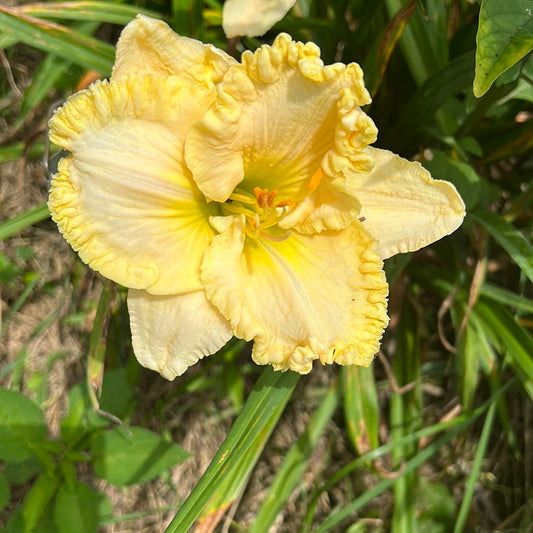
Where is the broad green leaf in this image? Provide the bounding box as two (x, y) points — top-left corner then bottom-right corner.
(0, 388), (48, 462)
(60, 383), (91, 446)
(416, 479), (456, 533)
(0, 473), (10, 512)
(472, 208), (533, 284)
(99, 368), (136, 419)
(0, 8), (114, 74)
(91, 426), (189, 486)
(165, 367), (299, 533)
(2, 455), (44, 484)
(21, 473), (59, 533)
(54, 482), (99, 533)
(474, 0), (533, 97)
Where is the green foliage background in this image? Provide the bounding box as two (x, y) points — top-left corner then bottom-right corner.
(0, 0), (532, 531)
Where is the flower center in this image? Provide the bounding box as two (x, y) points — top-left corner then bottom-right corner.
(222, 186), (296, 241)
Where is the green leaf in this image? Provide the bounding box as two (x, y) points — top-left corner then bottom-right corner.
(60, 382), (108, 446)
(21, 473), (59, 533)
(0, 473), (10, 512)
(54, 482), (100, 533)
(342, 365), (379, 454)
(474, 300), (533, 394)
(472, 208), (533, 284)
(454, 402), (497, 533)
(91, 426), (189, 486)
(474, 0), (533, 97)
(0, 8), (115, 74)
(416, 479), (456, 532)
(314, 384), (511, 533)
(2, 455), (45, 484)
(15, 1), (161, 25)
(99, 368), (135, 419)
(165, 367), (299, 533)
(0, 203), (49, 241)
(250, 384), (338, 533)
(0, 388), (48, 462)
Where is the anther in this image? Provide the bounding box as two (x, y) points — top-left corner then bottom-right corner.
(308, 168), (323, 191)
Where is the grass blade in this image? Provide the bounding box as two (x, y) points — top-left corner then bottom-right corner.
(342, 365), (379, 454)
(0, 7), (114, 74)
(165, 367), (299, 533)
(15, 1), (161, 24)
(250, 383), (338, 533)
(314, 381), (512, 533)
(0, 203), (49, 241)
(453, 401), (497, 533)
(472, 208), (533, 284)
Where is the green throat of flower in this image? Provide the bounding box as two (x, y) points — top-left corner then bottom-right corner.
(220, 168), (323, 242)
(221, 186), (294, 241)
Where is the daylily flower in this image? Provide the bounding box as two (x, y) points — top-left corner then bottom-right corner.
(222, 0), (297, 38)
(48, 15), (465, 379)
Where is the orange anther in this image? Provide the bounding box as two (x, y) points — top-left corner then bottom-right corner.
(308, 168), (323, 191)
(276, 199), (296, 209)
(267, 189), (278, 206)
(254, 187), (278, 208)
(253, 186), (268, 208)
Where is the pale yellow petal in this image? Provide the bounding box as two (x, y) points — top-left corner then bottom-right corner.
(185, 33), (376, 204)
(49, 75), (219, 294)
(201, 215), (389, 374)
(351, 148), (466, 259)
(278, 173), (362, 233)
(112, 15), (235, 83)
(222, 0), (297, 38)
(128, 289), (233, 380)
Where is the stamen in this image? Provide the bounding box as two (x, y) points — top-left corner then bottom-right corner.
(229, 191), (257, 204)
(254, 187), (269, 208)
(260, 230), (292, 242)
(276, 199), (296, 209)
(308, 168), (323, 191)
(254, 187), (279, 208)
(267, 189), (278, 206)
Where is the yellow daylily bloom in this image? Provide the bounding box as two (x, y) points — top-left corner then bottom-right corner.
(222, 0), (297, 38)
(48, 15), (465, 379)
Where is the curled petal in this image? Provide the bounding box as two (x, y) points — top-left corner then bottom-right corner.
(49, 75), (218, 294)
(222, 0), (297, 38)
(185, 33), (375, 206)
(112, 15), (235, 83)
(351, 148), (466, 258)
(201, 215), (389, 374)
(279, 173), (362, 233)
(128, 289), (233, 380)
